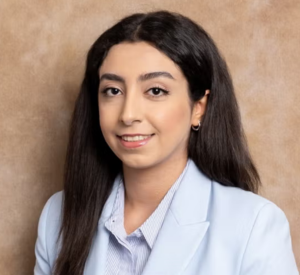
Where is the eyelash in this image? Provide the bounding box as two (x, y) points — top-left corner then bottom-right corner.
(100, 86), (169, 98)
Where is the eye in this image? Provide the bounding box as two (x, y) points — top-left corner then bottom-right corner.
(147, 87), (169, 97)
(101, 87), (122, 97)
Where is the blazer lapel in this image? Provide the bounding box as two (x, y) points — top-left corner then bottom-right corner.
(84, 175), (121, 275)
(142, 160), (211, 275)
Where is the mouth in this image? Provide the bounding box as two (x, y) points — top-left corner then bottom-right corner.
(117, 134), (155, 142)
(116, 134), (155, 148)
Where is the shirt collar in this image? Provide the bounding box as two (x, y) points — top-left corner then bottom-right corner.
(104, 180), (125, 236)
(105, 159), (191, 249)
(140, 159), (190, 248)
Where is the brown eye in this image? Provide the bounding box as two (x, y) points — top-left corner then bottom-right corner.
(101, 88), (121, 97)
(147, 87), (169, 97)
(152, 88), (162, 95)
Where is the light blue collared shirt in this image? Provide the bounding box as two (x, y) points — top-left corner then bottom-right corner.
(104, 160), (190, 275)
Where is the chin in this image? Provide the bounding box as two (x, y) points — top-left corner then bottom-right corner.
(119, 154), (157, 170)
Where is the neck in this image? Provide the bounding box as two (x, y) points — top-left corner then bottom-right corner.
(122, 155), (188, 210)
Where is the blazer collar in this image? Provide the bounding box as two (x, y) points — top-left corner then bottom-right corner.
(170, 158), (211, 225)
(141, 159), (212, 275)
(91, 159), (212, 275)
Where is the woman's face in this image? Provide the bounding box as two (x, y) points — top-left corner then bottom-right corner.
(98, 41), (201, 169)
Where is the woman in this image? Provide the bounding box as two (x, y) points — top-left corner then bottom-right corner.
(34, 10), (299, 275)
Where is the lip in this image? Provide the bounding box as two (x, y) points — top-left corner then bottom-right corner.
(117, 134), (154, 149)
(118, 133), (152, 137)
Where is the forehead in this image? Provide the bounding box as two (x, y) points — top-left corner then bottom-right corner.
(99, 41), (185, 80)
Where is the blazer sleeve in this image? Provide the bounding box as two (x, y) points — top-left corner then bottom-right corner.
(240, 202), (299, 275)
(34, 195), (54, 275)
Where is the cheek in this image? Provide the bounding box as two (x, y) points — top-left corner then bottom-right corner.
(98, 107), (117, 150)
(153, 101), (191, 136)
(98, 104), (114, 136)
(98, 107), (106, 130)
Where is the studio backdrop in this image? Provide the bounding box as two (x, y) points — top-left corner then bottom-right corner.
(0, 0), (299, 274)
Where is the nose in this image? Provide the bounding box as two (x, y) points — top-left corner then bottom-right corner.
(119, 89), (143, 126)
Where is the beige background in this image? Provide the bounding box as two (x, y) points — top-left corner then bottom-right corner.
(0, 0), (299, 274)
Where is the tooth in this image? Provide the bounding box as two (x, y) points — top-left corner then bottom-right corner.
(121, 135), (151, 141)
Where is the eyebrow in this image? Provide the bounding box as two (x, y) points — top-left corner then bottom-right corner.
(99, 71), (175, 83)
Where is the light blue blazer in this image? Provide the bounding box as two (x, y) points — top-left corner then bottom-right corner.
(34, 160), (299, 275)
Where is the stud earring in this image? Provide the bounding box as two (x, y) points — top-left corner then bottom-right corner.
(191, 120), (201, 131)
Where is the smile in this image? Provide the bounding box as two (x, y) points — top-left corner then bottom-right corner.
(117, 134), (155, 148)
(121, 135), (152, 142)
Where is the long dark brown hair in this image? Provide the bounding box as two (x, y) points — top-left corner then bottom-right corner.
(54, 10), (260, 275)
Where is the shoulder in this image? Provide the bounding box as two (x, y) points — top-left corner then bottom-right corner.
(210, 181), (282, 219)
(208, 182), (298, 274)
(187, 160), (284, 224)
(40, 190), (64, 243)
(209, 181), (292, 237)
(42, 191), (64, 220)
(207, 181), (290, 245)
(38, 191), (64, 231)
(34, 191), (64, 273)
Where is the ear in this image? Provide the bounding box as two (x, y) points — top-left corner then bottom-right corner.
(191, 89), (210, 127)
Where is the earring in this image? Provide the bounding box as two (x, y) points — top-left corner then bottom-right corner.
(191, 120), (201, 131)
